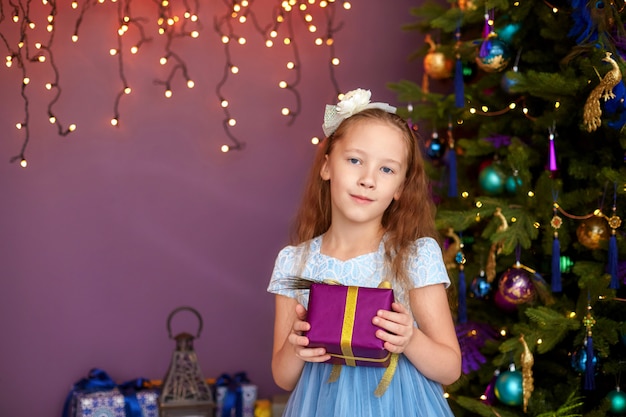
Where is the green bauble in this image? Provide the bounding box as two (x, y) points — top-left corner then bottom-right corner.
(608, 389), (626, 414)
(494, 370), (523, 406)
(479, 165), (505, 195)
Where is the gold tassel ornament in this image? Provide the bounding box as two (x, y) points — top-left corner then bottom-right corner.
(519, 334), (534, 413)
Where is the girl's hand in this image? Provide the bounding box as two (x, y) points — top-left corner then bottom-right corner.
(288, 303), (331, 363)
(372, 302), (414, 354)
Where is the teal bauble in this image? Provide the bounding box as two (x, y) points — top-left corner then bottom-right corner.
(608, 389), (626, 414)
(494, 370), (523, 406)
(498, 22), (521, 43)
(505, 174), (522, 194)
(476, 36), (511, 73)
(479, 165), (506, 195)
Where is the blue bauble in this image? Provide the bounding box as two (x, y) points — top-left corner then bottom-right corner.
(505, 175), (522, 194)
(501, 70), (519, 94)
(470, 274), (492, 298)
(478, 165), (506, 195)
(476, 37), (511, 73)
(426, 135), (446, 161)
(494, 370), (523, 406)
(608, 389), (626, 414)
(570, 347), (598, 373)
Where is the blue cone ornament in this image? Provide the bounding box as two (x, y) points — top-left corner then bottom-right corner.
(470, 273), (492, 299)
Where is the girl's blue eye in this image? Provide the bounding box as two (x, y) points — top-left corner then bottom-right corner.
(381, 167), (394, 174)
(348, 158), (360, 165)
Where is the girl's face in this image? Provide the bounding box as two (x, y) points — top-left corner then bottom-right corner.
(320, 119), (408, 228)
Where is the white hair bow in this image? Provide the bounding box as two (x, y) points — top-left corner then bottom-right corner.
(322, 88), (397, 137)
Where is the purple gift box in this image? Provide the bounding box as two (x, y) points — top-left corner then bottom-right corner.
(305, 283), (394, 367)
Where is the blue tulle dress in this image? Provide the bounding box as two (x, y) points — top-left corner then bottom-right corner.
(267, 235), (456, 417)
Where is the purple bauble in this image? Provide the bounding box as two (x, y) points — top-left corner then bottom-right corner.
(498, 267), (535, 305)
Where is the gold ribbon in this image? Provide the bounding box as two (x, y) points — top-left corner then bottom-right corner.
(340, 286), (358, 366)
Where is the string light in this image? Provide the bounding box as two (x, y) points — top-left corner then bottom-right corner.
(2, 0), (350, 163)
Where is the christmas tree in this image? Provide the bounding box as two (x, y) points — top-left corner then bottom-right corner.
(390, 0), (626, 415)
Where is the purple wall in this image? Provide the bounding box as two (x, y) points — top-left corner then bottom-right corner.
(0, 1), (423, 415)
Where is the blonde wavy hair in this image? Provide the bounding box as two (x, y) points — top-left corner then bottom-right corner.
(290, 108), (441, 292)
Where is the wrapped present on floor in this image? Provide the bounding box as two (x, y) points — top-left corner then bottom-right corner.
(305, 282), (394, 367)
(215, 372), (258, 417)
(63, 368), (160, 417)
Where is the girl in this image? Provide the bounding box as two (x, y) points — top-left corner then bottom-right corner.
(267, 89), (461, 416)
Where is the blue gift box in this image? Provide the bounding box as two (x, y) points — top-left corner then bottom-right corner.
(73, 389), (159, 417)
(214, 373), (257, 417)
(63, 368), (159, 417)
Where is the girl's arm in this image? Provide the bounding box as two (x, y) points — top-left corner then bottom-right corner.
(373, 283), (461, 385)
(271, 294), (331, 391)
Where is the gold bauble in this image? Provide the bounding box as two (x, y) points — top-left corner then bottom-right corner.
(576, 216), (610, 249)
(424, 51), (453, 79)
(458, 0), (477, 11)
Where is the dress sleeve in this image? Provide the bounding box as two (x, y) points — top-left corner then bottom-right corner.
(267, 244), (302, 300)
(408, 237), (451, 289)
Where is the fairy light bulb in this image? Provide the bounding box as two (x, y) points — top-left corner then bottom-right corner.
(343, 1), (351, 9)
(221, 35), (230, 43)
(286, 61), (295, 69)
(49, 116), (56, 123)
(238, 37), (246, 45)
(228, 118), (236, 126)
(111, 118), (119, 126)
(283, 37), (291, 45)
(47, 24), (53, 32)
(72, 34), (78, 42)
(326, 38), (334, 46)
(68, 124), (77, 132)
(311, 137), (320, 145)
(190, 31), (199, 38)
(230, 65), (239, 74)
(270, 30), (278, 38)
(160, 57), (168, 65)
(12, 15), (19, 23)
(304, 14), (312, 21)
(23, 77), (30, 85)
(45, 83), (52, 90)
(20, 159), (27, 168)
(279, 81), (288, 88)
(315, 38), (323, 46)
(308, 24), (317, 33)
(221, 99), (229, 108)
(130, 46), (138, 54)
(109, 48), (118, 56)
(165, 89), (172, 98)
(239, 16), (246, 23)
(265, 39), (274, 47)
(124, 87), (131, 94)
(16, 123), (23, 129)
(221, 145), (230, 153)
(37, 55), (45, 63)
(187, 80), (194, 88)
(281, 108), (290, 116)
(331, 57), (340, 65)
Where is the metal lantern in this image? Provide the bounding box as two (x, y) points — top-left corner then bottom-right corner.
(159, 306), (214, 417)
